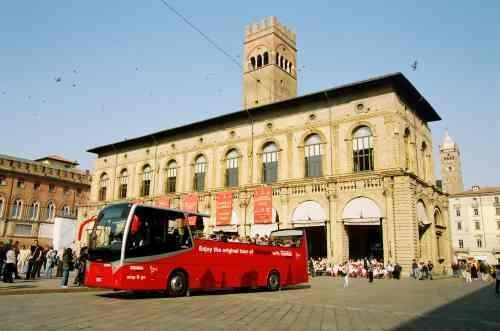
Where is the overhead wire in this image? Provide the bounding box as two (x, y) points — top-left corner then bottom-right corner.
(157, 0), (286, 110)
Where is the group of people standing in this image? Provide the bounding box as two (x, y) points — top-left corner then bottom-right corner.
(410, 260), (435, 280)
(0, 239), (59, 282)
(0, 239), (88, 288)
(309, 257), (403, 287)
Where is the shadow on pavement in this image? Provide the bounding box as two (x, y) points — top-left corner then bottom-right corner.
(392, 283), (500, 330)
(96, 283), (311, 300)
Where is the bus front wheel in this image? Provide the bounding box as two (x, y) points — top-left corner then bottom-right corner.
(167, 270), (188, 297)
(267, 271), (280, 291)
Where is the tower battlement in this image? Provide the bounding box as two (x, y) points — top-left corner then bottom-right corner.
(245, 16), (296, 44)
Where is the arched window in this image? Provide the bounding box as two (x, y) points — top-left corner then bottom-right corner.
(118, 168), (128, 199)
(28, 201), (40, 221)
(250, 57), (256, 70)
(262, 142), (278, 184)
(421, 142), (428, 181)
(62, 205), (71, 217)
(289, 62), (293, 74)
(280, 56), (284, 68)
(285, 59), (289, 72)
(141, 165), (152, 197)
(225, 149), (239, 187)
(11, 199), (23, 219)
(0, 198), (5, 218)
(194, 155), (207, 192)
(275, 52), (279, 65)
(353, 126), (374, 172)
(99, 173), (109, 201)
(257, 54), (262, 68)
(263, 52), (269, 65)
(305, 134), (323, 177)
(46, 202), (55, 220)
(404, 128), (411, 170)
(166, 160), (177, 193)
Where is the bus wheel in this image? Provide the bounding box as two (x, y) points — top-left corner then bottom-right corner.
(267, 271), (280, 291)
(167, 270), (188, 297)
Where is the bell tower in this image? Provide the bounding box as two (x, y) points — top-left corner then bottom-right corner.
(243, 17), (297, 109)
(440, 130), (464, 194)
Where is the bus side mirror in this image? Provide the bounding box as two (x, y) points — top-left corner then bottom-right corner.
(130, 215), (142, 235)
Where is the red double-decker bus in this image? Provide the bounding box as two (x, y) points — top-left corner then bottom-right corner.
(85, 203), (308, 296)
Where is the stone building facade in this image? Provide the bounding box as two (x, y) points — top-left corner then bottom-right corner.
(449, 186), (500, 265)
(81, 17), (451, 275)
(0, 154), (91, 246)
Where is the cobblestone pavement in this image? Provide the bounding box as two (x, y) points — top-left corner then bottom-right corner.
(0, 277), (498, 331)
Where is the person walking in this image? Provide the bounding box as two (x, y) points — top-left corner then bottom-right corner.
(342, 263), (349, 288)
(471, 262), (478, 280)
(411, 259), (418, 279)
(465, 263), (472, 284)
(367, 264), (374, 283)
(60, 248), (73, 288)
(2, 244), (16, 283)
(427, 261), (434, 280)
(45, 248), (56, 279)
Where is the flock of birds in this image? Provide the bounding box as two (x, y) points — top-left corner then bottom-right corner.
(1, 61), (419, 108)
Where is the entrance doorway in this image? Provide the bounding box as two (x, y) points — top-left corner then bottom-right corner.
(346, 225), (383, 261)
(298, 226), (327, 258)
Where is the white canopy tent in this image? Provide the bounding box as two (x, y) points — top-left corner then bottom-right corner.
(291, 201), (326, 225)
(342, 197), (382, 225)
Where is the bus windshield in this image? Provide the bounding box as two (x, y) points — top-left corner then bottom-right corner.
(88, 203), (131, 262)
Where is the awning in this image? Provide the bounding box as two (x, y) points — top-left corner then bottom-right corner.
(417, 201), (430, 225)
(291, 201), (326, 224)
(342, 197), (381, 225)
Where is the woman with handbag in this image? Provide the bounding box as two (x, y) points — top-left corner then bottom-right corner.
(60, 248), (73, 288)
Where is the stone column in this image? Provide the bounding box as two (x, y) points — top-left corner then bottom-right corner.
(392, 175), (418, 275)
(326, 188), (336, 262)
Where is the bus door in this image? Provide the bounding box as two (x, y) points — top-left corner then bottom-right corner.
(123, 206), (193, 290)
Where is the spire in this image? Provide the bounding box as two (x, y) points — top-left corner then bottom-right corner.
(441, 129), (456, 150)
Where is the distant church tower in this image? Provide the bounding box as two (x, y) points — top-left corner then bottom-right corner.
(440, 130), (464, 194)
(243, 17), (297, 109)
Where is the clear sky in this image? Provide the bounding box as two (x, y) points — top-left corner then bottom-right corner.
(1, 1), (499, 188)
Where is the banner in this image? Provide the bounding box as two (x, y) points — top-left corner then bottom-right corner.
(253, 186), (273, 224)
(154, 196), (171, 208)
(216, 191), (233, 226)
(182, 194), (198, 225)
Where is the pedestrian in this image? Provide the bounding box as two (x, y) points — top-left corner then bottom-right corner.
(2, 244), (16, 283)
(45, 247), (56, 279)
(12, 241), (20, 279)
(421, 263), (428, 280)
(342, 263), (349, 288)
(465, 263), (472, 284)
(26, 240), (42, 279)
(495, 265), (500, 295)
(394, 263), (402, 279)
(73, 247), (88, 286)
(60, 248), (73, 288)
(368, 264), (374, 283)
(17, 245), (29, 275)
(411, 259), (418, 279)
(471, 263), (478, 280)
(427, 261), (434, 280)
